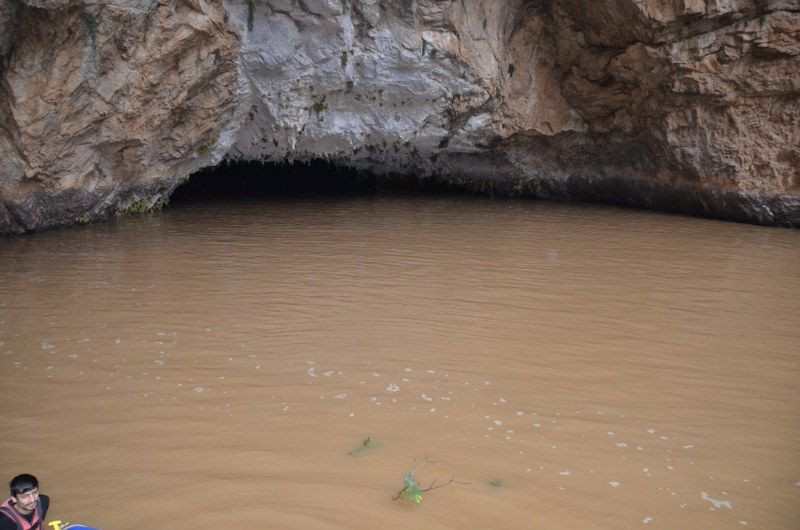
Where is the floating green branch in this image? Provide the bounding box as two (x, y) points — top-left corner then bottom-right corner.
(392, 456), (469, 504)
(399, 473), (423, 503)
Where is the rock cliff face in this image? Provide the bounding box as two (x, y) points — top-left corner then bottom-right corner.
(1, 0), (798, 234)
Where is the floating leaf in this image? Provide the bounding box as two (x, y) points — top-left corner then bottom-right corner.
(400, 476), (423, 504)
(489, 479), (503, 488)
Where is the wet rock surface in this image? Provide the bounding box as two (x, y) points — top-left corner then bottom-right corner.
(1, 0), (798, 234)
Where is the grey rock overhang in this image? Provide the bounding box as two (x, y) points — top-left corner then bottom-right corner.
(0, 0), (798, 235)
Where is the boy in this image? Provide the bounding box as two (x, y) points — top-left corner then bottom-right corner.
(0, 474), (49, 530)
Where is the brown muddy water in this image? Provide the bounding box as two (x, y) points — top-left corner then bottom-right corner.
(1, 195), (799, 529)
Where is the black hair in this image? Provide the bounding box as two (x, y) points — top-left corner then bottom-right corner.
(9, 474), (38, 496)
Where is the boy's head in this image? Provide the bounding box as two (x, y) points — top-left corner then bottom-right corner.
(9, 474), (38, 497)
(8, 474), (40, 514)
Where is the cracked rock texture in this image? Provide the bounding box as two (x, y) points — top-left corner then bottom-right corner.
(1, 0), (798, 234)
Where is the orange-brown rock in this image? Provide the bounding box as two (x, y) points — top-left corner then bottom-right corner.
(1, 0), (798, 234)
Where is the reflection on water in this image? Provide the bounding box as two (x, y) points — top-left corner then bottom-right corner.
(1, 196), (799, 529)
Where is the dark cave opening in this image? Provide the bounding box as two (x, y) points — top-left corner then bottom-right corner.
(170, 159), (456, 204)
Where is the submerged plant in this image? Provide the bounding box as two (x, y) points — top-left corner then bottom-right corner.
(348, 436), (377, 457)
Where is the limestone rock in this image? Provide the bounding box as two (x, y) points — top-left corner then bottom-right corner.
(1, 0), (798, 234)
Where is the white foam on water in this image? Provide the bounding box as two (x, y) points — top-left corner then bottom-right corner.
(404, 368), (412, 372)
(559, 470), (570, 476)
(739, 521), (748, 526)
(607, 431), (614, 435)
(499, 398), (507, 403)
(421, 394), (432, 402)
(430, 407), (436, 412)
(700, 491), (732, 509)
(609, 481), (620, 488)
(483, 381), (491, 385)
(659, 435), (668, 440)
(307, 367), (318, 377)
(426, 369), (435, 374)
(615, 442), (628, 448)
(683, 444), (694, 449)
(334, 393), (346, 399)
(386, 384), (400, 392)
(192, 387), (205, 392)
(494, 419), (503, 426)
(533, 423), (541, 428)
(40, 341), (55, 350)
(371, 371), (380, 377)
(647, 428), (656, 434)
(642, 516), (652, 524)
(516, 411), (524, 416)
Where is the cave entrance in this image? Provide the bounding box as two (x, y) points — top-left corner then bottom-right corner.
(170, 160), (453, 204)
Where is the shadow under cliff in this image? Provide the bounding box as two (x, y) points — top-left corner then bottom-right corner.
(170, 160), (456, 204)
